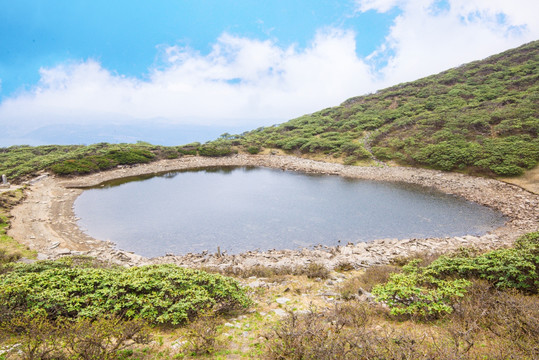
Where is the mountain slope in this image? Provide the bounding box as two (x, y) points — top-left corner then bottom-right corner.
(220, 40), (538, 176)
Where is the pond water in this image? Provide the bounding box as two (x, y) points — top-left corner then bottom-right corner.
(74, 166), (506, 257)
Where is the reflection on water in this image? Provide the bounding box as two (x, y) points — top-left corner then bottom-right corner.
(74, 166), (506, 257)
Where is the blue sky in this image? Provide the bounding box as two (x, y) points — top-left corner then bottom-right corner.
(0, 0), (537, 145)
(0, 1), (397, 96)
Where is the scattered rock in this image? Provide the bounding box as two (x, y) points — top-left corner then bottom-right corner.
(247, 280), (268, 288)
(273, 308), (288, 317)
(276, 297), (291, 304)
(8, 155), (538, 269)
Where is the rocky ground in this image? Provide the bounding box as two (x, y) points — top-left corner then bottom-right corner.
(7, 154), (539, 268)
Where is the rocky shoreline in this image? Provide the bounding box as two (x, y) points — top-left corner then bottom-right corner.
(8, 154), (539, 270)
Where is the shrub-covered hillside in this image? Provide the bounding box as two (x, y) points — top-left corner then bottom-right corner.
(219, 41), (539, 176)
(1, 42), (537, 181)
(0, 141), (236, 181)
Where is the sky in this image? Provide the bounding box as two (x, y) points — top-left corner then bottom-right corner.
(0, 0), (538, 146)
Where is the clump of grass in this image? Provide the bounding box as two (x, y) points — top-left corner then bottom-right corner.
(207, 263), (330, 280)
(390, 250), (443, 267)
(338, 264), (400, 300)
(266, 301), (431, 359)
(300, 262), (330, 279)
(1, 314), (152, 360)
(181, 313), (223, 356)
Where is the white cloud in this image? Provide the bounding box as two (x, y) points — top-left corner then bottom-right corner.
(1, 0), (538, 143)
(0, 30), (375, 135)
(356, 0), (539, 86)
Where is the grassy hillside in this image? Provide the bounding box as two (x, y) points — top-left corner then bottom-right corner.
(216, 40), (539, 176)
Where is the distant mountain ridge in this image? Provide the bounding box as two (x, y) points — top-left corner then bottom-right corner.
(217, 40), (538, 176)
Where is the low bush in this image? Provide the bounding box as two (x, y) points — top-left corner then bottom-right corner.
(182, 314), (223, 356)
(65, 317), (152, 360)
(107, 149), (154, 165)
(1, 314), (152, 360)
(267, 281), (539, 359)
(0, 249), (21, 265)
(343, 155), (357, 165)
(373, 232), (539, 319)
(198, 145), (236, 157)
(246, 146), (261, 154)
(300, 262), (330, 279)
(211, 263), (330, 280)
(50, 158), (99, 175)
(49, 148), (155, 176)
(338, 265), (400, 300)
(0, 259), (251, 325)
(162, 149), (180, 159)
(177, 143), (200, 156)
(357, 264), (401, 291)
(224, 265), (294, 279)
(390, 250), (444, 267)
(266, 302), (434, 359)
(428, 231), (539, 293)
(372, 260), (471, 318)
(339, 277), (364, 300)
(446, 281), (539, 358)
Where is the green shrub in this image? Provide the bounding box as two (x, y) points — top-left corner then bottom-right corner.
(162, 149), (180, 159)
(88, 155), (118, 170)
(246, 146), (261, 154)
(177, 143), (200, 155)
(428, 232), (539, 293)
(343, 156), (357, 165)
(107, 149), (155, 165)
(372, 260), (471, 318)
(51, 159), (99, 175)
(198, 145), (235, 157)
(373, 232), (539, 318)
(371, 146), (393, 161)
(0, 260), (251, 325)
(177, 148), (198, 155)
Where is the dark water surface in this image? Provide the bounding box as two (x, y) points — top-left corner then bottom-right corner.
(74, 166), (506, 257)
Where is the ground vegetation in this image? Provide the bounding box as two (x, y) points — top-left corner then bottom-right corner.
(212, 41), (539, 176)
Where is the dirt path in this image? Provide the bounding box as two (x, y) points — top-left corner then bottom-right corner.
(8, 154), (539, 267)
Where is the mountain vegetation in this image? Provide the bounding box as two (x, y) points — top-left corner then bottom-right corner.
(213, 40), (539, 176)
(1, 42), (537, 182)
(0, 231), (537, 359)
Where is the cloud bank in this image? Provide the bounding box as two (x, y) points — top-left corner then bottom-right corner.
(1, 0), (537, 144)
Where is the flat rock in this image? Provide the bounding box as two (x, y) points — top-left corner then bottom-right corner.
(276, 297), (291, 304)
(273, 308), (289, 317)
